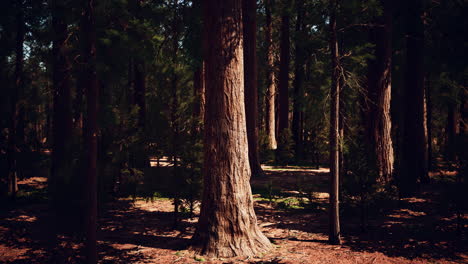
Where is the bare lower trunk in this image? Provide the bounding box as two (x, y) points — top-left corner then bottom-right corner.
(278, 12), (290, 135)
(401, 0), (427, 195)
(366, 0), (394, 184)
(293, 0), (305, 160)
(264, 0), (277, 150)
(51, 0), (73, 211)
(83, 0), (98, 262)
(242, 0), (262, 176)
(192, 0), (272, 257)
(328, 0), (341, 245)
(7, 4), (25, 198)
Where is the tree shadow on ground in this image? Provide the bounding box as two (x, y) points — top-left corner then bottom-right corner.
(251, 170), (467, 262)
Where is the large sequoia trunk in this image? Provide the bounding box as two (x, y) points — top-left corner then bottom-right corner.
(328, 0), (341, 245)
(82, 0), (98, 262)
(264, 0), (277, 150)
(192, 0), (272, 257)
(51, 0), (73, 210)
(242, 0), (263, 176)
(401, 0), (427, 195)
(365, 0), (394, 184)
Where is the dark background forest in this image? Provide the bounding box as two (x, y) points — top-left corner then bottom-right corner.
(0, 0), (466, 263)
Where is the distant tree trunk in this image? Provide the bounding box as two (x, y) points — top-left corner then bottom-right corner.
(134, 64), (146, 128)
(425, 76), (432, 171)
(264, 0), (277, 150)
(446, 104), (460, 161)
(7, 4), (25, 198)
(193, 63), (205, 134)
(292, 0), (305, 160)
(278, 9), (290, 136)
(51, 0), (73, 211)
(192, 0), (272, 257)
(242, 0), (262, 176)
(82, 0), (98, 262)
(401, 0), (427, 195)
(328, 0), (341, 245)
(365, 0), (394, 185)
(170, 4), (181, 228)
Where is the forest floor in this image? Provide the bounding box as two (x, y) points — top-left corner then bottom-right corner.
(0, 165), (467, 264)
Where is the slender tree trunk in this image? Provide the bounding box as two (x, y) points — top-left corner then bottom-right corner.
(82, 0), (98, 262)
(134, 64), (146, 128)
(170, 3), (181, 228)
(328, 0), (341, 245)
(193, 63), (205, 134)
(264, 0), (277, 150)
(51, 0), (73, 212)
(242, 0), (262, 176)
(192, 0), (272, 257)
(292, 0), (305, 161)
(446, 104), (460, 161)
(366, 0), (394, 185)
(7, 4), (25, 198)
(278, 10), (290, 135)
(401, 0), (427, 195)
(425, 75), (432, 171)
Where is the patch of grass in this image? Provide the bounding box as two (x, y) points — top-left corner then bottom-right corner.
(194, 255), (206, 262)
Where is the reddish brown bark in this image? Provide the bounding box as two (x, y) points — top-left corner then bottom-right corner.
(242, 0), (262, 176)
(328, 0), (341, 245)
(264, 0), (277, 150)
(366, 0), (394, 184)
(192, 0), (272, 257)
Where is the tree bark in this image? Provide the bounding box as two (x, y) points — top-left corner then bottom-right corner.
(365, 0), (394, 185)
(264, 0), (277, 150)
(292, 0), (305, 160)
(401, 0), (427, 195)
(51, 0), (73, 211)
(328, 0), (341, 245)
(446, 103), (460, 161)
(192, 0), (272, 257)
(82, 0), (98, 262)
(278, 9), (290, 135)
(242, 0), (262, 176)
(7, 3), (25, 198)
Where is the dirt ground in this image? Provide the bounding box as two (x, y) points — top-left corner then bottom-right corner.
(0, 167), (466, 264)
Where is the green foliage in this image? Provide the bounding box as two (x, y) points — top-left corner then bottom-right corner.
(276, 129), (295, 165)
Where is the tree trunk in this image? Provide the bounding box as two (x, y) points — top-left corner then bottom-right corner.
(193, 63), (205, 134)
(82, 0), (98, 262)
(264, 0), (277, 150)
(7, 4), (25, 198)
(278, 10), (290, 135)
(171, 9), (180, 228)
(292, 0), (305, 161)
(425, 75), (432, 171)
(242, 0), (262, 176)
(446, 104), (460, 161)
(51, 0), (73, 211)
(192, 0), (272, 257)
(365, 0), (394, 185)
(328, 0), (341, 245)
(401, 0), (427, 195)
